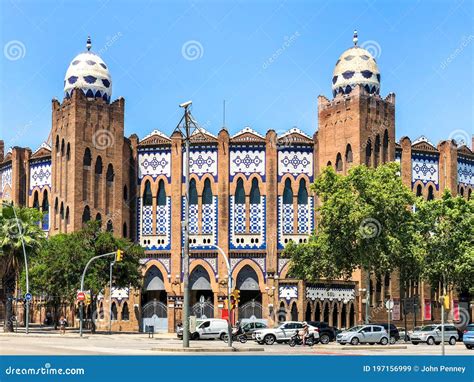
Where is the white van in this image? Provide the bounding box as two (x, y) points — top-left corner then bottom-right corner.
(192, 319), (229, 340)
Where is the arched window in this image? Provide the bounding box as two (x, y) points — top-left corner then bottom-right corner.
(60, 202), (64, 219)
(121, 302), (129, 321)
(189, 178), (198, 205)
(123, 185), (128, 201)
(157, 179), (166, 206)
(42, 190), (49, 212)
(83, 148), (92, 166)
(460, 187), (464, 197)
(143, 180), (152, 206)
(61, 139), (65, 156)
(66, 143), (71, 161)
(32, 191), (40, 209)
(106, 220), (113, 232)
(235, 178), (245, 204)
(346, 144), (353, 163)
(95, 156), (103, 174)
(249, 178), (260, 204)
(106, 164), (114, 182)
(283, 178), (293, 204)
(382, 130), (389, 163)
(54, 198), (58, 213)
(327, 161), (332, 167)
(297, 179), (308, 204)
(95, 213), (102, 223)
(55, 135), (59, 153)
(335, 153), (343, 172)
(202, 178), (213, 205)
(123, 222), (128, 238)
(468, 189), (472, 200)
(427, 185), (434, 201)
(82, 206), (91, 223)
(374, 135), (381, 167)
(65, 207), (70, 225)
(111, 302), (118, 320)
(365, 140), (372, 166)
(416, 184), (423, 197)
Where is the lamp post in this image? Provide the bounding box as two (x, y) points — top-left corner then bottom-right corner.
(191, 243), (233, 348)
(2, 201), (30, 334)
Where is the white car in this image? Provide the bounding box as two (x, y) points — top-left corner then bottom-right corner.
(336, 325), (389, 345)
(192, 319), (229, 340)
(254, 321), (319, 345)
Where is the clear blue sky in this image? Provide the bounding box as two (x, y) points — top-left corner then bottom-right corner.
(1, 0), (473, 151)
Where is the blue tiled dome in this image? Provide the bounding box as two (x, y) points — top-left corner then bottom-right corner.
(63, 38), (112, 102)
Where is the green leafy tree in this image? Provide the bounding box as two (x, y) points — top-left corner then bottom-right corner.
(0, 205), (44, 332)
(26, 221), (144, 330)
(287, 163), (421, 292)
(415, 191), (474, 296)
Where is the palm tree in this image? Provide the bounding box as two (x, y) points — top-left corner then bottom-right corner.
(0, 204), (44, 332)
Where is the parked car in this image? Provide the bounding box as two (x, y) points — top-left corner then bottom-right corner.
(179, 319), (229, 340)
(410, 324), (459, 345)
(176, 319), (205, 339)
(254, 321), (319, 345)
(462, 324), (474, 349)
(240, 321), (268, 339)
(376, 323), (400, 344)
(336, 325), (389, 345)
(305, 321), (337, 344)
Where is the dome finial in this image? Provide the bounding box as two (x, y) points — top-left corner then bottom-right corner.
(353, 30), (358, 46)
(86, 36), (92, 51)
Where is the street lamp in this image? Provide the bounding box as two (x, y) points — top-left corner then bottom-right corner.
(358, 287), (369, 324)
(2, 201), (30, 334)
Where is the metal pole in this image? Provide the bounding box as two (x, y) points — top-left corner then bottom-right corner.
(5, 202), (30, 335)
(365, 271), (370, 324)
(182, 104), (191, 348)
(388, 305), (391, 346)
(79, 252), (116, 337)
(109, 261), (114, 334)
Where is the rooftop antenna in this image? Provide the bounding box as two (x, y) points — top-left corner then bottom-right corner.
(86, 36), (92, 51)
(222, 100), (226, 129)
(353, 30), (358, 46)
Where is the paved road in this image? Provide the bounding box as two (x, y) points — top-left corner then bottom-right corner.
(0, 333), (472, 355)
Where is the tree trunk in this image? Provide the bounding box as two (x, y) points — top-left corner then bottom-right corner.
(3, 270), (16, 332)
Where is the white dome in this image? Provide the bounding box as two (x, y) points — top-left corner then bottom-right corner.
(64, 38), (112, 102)
(332, 33), (380, 97)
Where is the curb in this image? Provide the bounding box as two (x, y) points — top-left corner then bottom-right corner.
(151, 347), (265, 353)
(339, 345), (407, 350)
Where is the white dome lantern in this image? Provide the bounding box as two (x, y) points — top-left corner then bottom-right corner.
(63, 37), (112, 102)
(332, 31), (380, 97)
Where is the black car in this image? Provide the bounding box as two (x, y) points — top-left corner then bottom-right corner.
(306, 321), (337, 344)
(376, 323), (400, 343)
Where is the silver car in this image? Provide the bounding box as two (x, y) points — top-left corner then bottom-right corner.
(410, 324), (459, 345)
(336, 325), (389, 345)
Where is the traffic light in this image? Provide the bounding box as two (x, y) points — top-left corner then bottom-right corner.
(229, 295), (236, 310)
(232, 289), (240, 305)
(116, 249), (124, 262)
(443, 295), (450, 310)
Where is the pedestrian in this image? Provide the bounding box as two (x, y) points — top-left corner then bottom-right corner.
(59, 315), (66, 335)
(302, 322), (309, 345)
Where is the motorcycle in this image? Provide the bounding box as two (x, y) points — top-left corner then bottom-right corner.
(223, 331), (247, 343)
(289, 332), (315, 347)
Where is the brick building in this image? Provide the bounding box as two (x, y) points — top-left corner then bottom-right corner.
(0, 34), (473, 332)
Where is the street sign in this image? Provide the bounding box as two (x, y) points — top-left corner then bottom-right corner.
(24, 293), (32, 301)
(385, 299), (394, 310)
(77, 291), (86, 301)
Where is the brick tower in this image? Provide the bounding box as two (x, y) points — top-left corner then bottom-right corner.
(50, 37), (131, 236)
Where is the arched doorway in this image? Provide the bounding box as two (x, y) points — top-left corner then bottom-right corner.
(323, 302), (329, 323)
(236, 265), (262, 319)
(314, 302), (321, 321)
(349, 303), (355, 327)
(190, 265), (214, 318)
(341, 304), (347, 329)
(332, 303), (339, 328)
(290, 302), (298, 321)
(142, 266), (167, 332)
(305, 302), (312, 321)
(277, 301), (287, 323)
